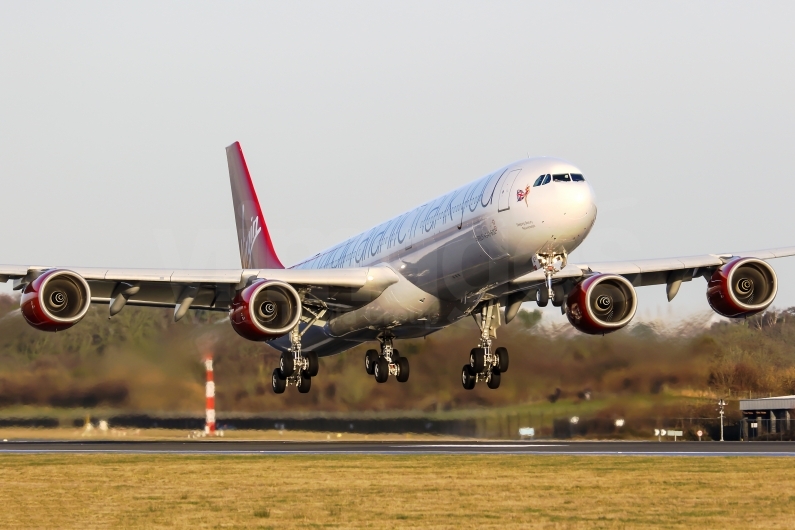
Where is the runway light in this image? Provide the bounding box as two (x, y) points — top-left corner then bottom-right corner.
(570, 416), (579, 424)
(615, 419), (625, 428)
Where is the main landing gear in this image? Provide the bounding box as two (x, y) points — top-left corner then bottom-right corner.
(365, 334), (409, 384)
(462, 301), (509, 390)
(272, 326), (319, 394)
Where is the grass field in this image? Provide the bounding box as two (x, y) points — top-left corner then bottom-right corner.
(0, 427), (459, 442)
(2, 454), (794, 529)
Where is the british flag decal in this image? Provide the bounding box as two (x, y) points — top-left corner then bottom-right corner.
(516, 185), (531, 206)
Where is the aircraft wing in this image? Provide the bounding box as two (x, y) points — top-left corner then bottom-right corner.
(0, 265), (399, 315)
(502, 246), (795, 315)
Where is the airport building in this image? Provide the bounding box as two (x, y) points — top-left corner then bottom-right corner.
(739, 395), (795, 439)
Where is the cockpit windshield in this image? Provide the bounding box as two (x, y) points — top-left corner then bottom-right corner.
(549, 173), (586, 183)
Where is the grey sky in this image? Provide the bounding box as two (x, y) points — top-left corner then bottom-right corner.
(1, 1), (794, 322)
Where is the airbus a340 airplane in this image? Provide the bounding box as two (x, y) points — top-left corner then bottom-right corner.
(3, 143), (792, 393)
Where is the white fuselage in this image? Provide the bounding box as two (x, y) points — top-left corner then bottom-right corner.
(284, 157), (597, 356)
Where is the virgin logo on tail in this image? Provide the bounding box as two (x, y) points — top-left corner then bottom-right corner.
(240, 205), (263, 269)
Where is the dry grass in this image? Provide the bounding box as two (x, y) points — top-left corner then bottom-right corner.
(0, 427), (461, 442)
(1, 454), (793, 528)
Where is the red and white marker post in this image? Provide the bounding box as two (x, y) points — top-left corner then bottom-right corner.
(204, 356), (216, 435)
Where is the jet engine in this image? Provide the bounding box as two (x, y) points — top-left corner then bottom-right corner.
(20, 269), (92, 332)
(565, 274), (637, 334)
(230, 279), (302, 341)
(707, 258), (777, 318)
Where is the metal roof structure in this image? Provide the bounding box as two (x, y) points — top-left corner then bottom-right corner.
(739, 396), (795, 411)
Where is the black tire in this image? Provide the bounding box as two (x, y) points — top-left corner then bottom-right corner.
(280, 352), (295, 377)
(552, 284), (565, 307)
(461, 364), (476, 390)
(495, 347), (509, 373)
(392, 349), (400, 361)
(470, 347), (486, 372)
(396, 357), (410, 383)
(306, 352), (319, 377)
(297, 372), (312, 393)
(537, 288), (549, 307)
(374, 357), (389, 383)
(487, 370), (501, 389)
(365, 349), (379, 375)
(272, 368), (286, 394)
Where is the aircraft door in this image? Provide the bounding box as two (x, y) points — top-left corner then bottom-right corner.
(497, 169), (522, 212)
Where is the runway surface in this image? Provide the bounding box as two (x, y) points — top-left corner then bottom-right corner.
(1, 440), (795, 456)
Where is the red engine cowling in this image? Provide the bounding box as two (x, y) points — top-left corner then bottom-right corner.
(707, 258), (777, 318)
(565, 274), (638, 335)
(20, 269), (92, 332)
(230, 279), (302, 341)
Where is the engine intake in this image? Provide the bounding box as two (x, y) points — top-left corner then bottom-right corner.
(230, 279), (302, 341)
(20, 269), (92, 332)
(707, 258), (777, 318)
(565, 274), (637, 335)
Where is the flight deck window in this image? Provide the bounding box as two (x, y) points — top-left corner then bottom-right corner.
(552, 174), (571, 182)
(542, 174), (551, 185)
(571, 173), (585, 182)
(533, 175), (545, 187)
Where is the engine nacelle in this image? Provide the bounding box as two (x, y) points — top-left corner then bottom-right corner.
(565, 274), (638, 335)
(230, 279), (302, 341)
(20, 269), (92, 332)
(707, 258), (777, 318)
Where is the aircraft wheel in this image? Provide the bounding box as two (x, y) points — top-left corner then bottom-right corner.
(374, 357), (389, 383)
(392, 349), (400, 361)
(537, 288), (549, 307)
(552, 284), (565, 307)
(396, 357), (410, 383)
(461, 365), (476, 390)
(297, 372), (312, 394)
(495, 347), (509, 372)
(272, 368), (286, 394)
(487, 370), (501, 390)
(365, 349), (379, 375)
(470, 348), (486, 372)
(306, 352), (319, 377)
(280, 352), (295, 377)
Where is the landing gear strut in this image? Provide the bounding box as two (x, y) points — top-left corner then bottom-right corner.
(365, 334), (409, 384)
(462, 300), (509, 390)
(272, 306), (325, 394)
(533, 250), (567, 308)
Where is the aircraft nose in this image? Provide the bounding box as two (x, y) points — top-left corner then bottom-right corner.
(560, 180), (595, 221)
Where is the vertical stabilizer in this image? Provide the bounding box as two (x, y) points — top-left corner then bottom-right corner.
(226, 142), (285, 270)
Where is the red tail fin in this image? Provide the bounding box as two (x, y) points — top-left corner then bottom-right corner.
(226, 142), (284, 270)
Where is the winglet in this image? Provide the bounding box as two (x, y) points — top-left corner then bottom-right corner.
(226, 142), (285, 270)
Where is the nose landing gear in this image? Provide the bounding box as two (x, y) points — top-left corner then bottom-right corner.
(365, 334), (409, 383)
(462, 301), (509, 390)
